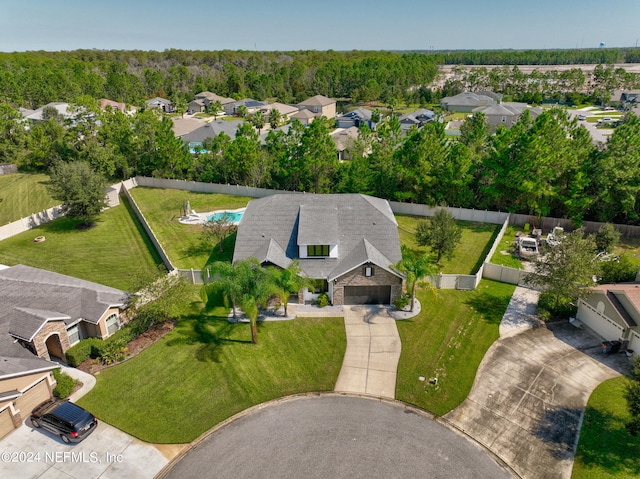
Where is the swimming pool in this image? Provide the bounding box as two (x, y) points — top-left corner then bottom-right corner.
(207, 211), (244, 223)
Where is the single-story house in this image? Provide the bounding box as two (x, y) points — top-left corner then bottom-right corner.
(399, 109), (435, 134)
(472, 103), (542, 131)
(298, 95), (337, 119)
(440, 92), (499, 113)
(195, 91), (235, 106)
(232, 194), (404, 306)
(336, 108), (375, 129)
(146, 97), (175, 113)
(98, 98), (135, 114)
(0, 264), (128, 362)
(290, 108), (316, 126)
(180, 119), (244, 146)
(576, 283), (640, 353)
(21, 102), (73, 122)
(258, 103), (300, 123)
(223, 99), (267, 116)
(331, 126), (360, 161)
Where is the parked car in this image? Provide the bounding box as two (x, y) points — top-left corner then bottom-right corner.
(30, 399), (98, 443)
(577, 114), (586, 121)
(516, 236), (539, 260)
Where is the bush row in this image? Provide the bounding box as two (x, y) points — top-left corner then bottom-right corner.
(53, 368), (79, 399)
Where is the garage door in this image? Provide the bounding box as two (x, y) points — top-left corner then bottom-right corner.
(15, 379), (51, 418)
(0, 408), (15, 439)
(344, 285), (391, 305)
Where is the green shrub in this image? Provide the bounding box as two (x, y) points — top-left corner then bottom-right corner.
(316, 293), (329, 308)
(537, 292), (577, 321)
(394, 295), (410, 310)
(600, 255), (637, 284)
(65, 338), (101, 366)
(99, 337), (128, 365)
(53, 368), (79, 399)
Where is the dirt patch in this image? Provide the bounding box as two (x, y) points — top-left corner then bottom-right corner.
(76, 320), (175, 375)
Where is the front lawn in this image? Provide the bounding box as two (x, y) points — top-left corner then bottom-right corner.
(396, 279), (515, 416)
(128, 187), (252, 269)
(0, 198), (162, 291)
(396, 214), (500, 274)
(77, 291), (346, 443)
(572, 376), (640, 479)
(0, 172), (58, 225)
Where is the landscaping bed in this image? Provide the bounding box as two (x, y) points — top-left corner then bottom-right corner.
(76, 320), (176, 375)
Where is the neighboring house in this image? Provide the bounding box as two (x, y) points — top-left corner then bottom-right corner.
(298, 95), (337, 119)
(290, 108), (316, 126)
(223, 99), (267, 116)
(259, 124), (292, 145)
(399, 109), (435, 134)
(576, 283), (640, 353)
(194, 91), (235, 106)
(98, 98), (135, 114)
(180, 119), (244, 148)
(336, 108), (375, 129)
(0, 264), (128, 362)
(472, 103), (542, 131)
(188, 99), (207, 113)
(331, 126), (360, 161)
(258, 102), (300, 123)
(440, 92), (499, 112)
(233, 194), (403, 306)
(21, 102), (73, 122)
(146, 97), (175, 113)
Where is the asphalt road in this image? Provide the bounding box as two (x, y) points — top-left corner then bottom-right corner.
(161, 395), (514, 479)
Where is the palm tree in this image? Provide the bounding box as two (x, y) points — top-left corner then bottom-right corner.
(210, 100), (223, 120)
(393, 245), (437, 312)
(251, 111), (265, 134)
(267, 261), (314, 317)
(269, 108), (282, 129)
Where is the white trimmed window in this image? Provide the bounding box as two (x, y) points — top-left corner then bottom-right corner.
(105, 313), (120, 335)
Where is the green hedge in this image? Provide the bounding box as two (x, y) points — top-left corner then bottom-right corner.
(53, 368), (79, 399)
(65, 338), (102, 366)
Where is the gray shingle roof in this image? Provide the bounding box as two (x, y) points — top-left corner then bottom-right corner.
(233, 194), (401, 280)
(251, 238), (292, 269)
(441, 92), (496, 108)
(180, 120), (243, 143)
(297, 205), (339, 245)
(328, 238), (401, 281)
(0, 356), (57, 379)
(299, 95), (335, 107)
(9, 308), (70, 341)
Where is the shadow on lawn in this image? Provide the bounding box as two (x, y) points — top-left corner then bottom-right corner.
(464, 291), (511, 325)
(166, 315), (251, 363)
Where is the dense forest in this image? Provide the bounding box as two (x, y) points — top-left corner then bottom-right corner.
(2, 101), (640, 225)
(439, 47), (640, 65)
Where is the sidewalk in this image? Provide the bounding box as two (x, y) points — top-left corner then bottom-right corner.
(498, 285), (542, 338)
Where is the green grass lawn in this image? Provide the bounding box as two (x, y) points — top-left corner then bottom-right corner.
(77, 289), (346, 443)
(128, 187), (252, 269)
(572, 376), (640, 479)
(396, 279), (515, 416)
(489, 224), (525, 269)
(396, 214), (500, 274)
(0, 172), (59, 225)
(0, 198), (162, 291)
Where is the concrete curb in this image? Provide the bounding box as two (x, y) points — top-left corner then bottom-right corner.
(154, 392), (519, 479)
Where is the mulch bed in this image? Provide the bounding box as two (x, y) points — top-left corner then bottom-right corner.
(76, 320), (176, 375)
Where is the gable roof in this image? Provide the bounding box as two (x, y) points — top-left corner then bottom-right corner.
(0, 265), (128, 349)
(441, 92), (497, 108)
(299, 95), (335, 107)
(180, 120), (243, 143)
(399, 109), (435, 124)
(195, 92), (235, 104)
(259, 102), (299, 116)
(328, 238), (402, 281)
(251, 238), (292, 270)
(590, 283), (640, 328)
(339, 108), (373, 122)
(233, 194), (401, 280)
(291, 109), (316, 120)
(331, 126), (359, 152)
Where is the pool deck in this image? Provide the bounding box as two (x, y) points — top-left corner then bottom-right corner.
(179, 207), (245, 225)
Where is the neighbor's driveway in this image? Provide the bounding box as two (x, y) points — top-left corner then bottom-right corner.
(444, 288), (631, 479)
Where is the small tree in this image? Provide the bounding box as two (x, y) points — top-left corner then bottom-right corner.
(47, 161), (108, 228)
(525, 229), (600, 309)
(416, 209), (462, 264)
(237, 105), (248, 119)
(595, 223), (620, 253)
(251, 111), (265, 134)
(267, 261), (314, 317)
(269, 108), (282, 129)
(209, 100), (223, 120)
(202, 213), (236, 253)
(392, 245), (437, 312)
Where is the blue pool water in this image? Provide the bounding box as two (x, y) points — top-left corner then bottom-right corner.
(207, 211), (244, 223)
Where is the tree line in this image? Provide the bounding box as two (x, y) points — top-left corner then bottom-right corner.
(3, 100), (640, 225)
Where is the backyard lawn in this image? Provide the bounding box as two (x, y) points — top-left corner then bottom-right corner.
(396, 214), (501, 274)
(396, 279), (515, 416)
(0, 198), (162, 291)
(489, 224), (525, 269)
(572, 376), (640, 479)
(128, 187), (252, 269)
(77, 290), (346, 443)
(0, 172), (58, 225)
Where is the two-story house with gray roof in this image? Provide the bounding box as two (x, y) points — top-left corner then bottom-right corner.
(232, 194), (403, 306)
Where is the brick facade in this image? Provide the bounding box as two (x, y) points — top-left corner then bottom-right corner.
(332, 265), (402, 306)
(32, 321), (71, 361)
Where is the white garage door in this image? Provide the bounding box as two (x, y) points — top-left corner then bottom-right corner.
(578, 304), (624, 340)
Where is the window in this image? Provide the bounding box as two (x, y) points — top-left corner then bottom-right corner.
(501, 116), (507, 123)
(307, 245), (330, 257)
(105, 313), (120, 335)
(364, 266), (374, 277)
(310, 279), (328, 293)
(67, 325), (80, 345)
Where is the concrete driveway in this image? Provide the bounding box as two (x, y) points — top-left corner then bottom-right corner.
(0, 419), (176, 479)
(444, 290), (632, 479)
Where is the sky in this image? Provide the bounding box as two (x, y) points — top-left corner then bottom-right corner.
(1, 0), (638, 52)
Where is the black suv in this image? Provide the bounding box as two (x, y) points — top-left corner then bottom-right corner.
(30, 399), (98, 443)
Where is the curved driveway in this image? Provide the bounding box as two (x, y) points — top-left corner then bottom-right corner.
(159, 395), (513, 479)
